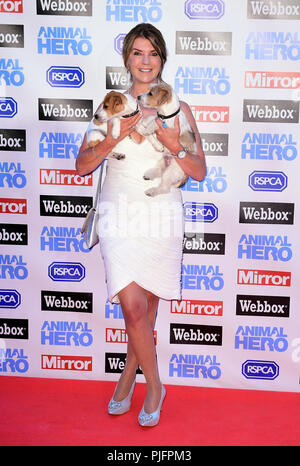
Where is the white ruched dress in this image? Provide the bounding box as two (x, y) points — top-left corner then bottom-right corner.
(98, 135), (184, 304)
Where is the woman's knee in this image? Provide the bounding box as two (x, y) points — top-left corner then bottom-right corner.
(119, 283), (148, 327)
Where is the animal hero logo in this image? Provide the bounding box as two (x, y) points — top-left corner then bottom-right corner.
(241, 132), (298, 161)
(238, 234), (292, 261)
(37, 26), (92, 55)
(174, 66), (230, 95)
(0, 58), (24, 86)
(235, 326), (288, 352)
(245, 31), (300, 60)
(169, 353), (221, 379)
(105, 0), (162, 22)
(39, 132), (83, 159)
(40, 226), (90, 253)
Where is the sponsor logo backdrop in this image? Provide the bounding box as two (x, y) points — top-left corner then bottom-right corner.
(0, 0), (299, 392)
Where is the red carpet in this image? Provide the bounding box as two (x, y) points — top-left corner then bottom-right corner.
(0, 376), (299, 446)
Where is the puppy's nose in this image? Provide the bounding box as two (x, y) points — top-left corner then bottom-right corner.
(94, 114), (99, 119)
(137, 95), (142, 101)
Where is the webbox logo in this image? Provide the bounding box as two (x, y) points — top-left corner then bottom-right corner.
(170, 323), (222, 346)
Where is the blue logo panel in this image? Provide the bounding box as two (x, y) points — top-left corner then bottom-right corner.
(184, 202), (218, 222)
(249, 170), (288, 192)
(0, 289), (21, 309)
(48, 262), (85, 282)
(46, 66), (85, 88)
(0, 97), (17, 118)
(185, 0), (225, 19)
(242, 360), (279, 380)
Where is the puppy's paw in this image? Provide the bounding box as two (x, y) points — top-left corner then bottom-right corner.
(112, 152), (125, 160)
(145, 187), (160, 197)
(143, 168), (158, 181)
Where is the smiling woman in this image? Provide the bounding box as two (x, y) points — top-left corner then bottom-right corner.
(76, 22), (206, 429)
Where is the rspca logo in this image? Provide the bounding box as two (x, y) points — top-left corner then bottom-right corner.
(0, 255), (28, 280)
(47, 66), (84, 88)
(238, 234), (292, 262)
(181, 264), (224, 290)
(37, 0), (92, 16)
(114, 33), (125, 55)
(242, 360), (279, 380)
(39, 132), (83, 159)
(41, 320), (93, 346)
(247, 0), (300, 20)
(0, 97), (17, 118)
(169, 353), (221, 380)
(249, 170), (287, 192)
(106, 0), (162, 22)
(0, 58), (24, 86)
(241, 132), (298, 161)
(184, 0), (225, 20)
(37, 26), (92, 55)
(174, 66), (230, 95)
(0, 348), (29, 374)
(0, 289), (21, 309)
(182, 166), (227, 193)
(48, 261), (85, 282)
(41, 226), (90, 253)
(0, 162), (26, 189)
(235, 326), (288, 352)
(184, 202), (218, 223)
(245, 31), (300, 61)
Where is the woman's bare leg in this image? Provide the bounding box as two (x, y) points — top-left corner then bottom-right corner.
(112, 282), (161, 413)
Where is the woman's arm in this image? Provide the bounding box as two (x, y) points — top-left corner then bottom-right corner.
(75, 112), (142, 177)
(154, 100), (206, 182)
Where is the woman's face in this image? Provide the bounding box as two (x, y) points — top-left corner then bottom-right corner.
(126, 37), (162, 87)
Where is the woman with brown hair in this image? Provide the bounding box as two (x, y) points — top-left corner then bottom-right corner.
(76, 23), (206, 427)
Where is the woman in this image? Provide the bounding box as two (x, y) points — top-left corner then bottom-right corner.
(76, 23), (206, 427)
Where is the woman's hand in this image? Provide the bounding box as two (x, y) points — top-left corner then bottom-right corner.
(105, 112), (142, 147)
(154, 116), (182, 155)
(76, 112), (142, 176)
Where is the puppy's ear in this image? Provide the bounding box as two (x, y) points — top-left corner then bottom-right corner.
(157, 87), (171, 105)
(112, 94), (124, 111)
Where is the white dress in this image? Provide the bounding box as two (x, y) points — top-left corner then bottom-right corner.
(98, 135), (184, 304)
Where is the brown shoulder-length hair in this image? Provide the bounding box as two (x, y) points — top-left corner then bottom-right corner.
(122, 23), (167, 82)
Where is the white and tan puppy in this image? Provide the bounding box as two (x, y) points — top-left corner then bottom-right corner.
(137, 83), (196, 196)
(87, 91), (141, 159)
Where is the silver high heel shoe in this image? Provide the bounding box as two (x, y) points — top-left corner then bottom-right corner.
(108, 380), (136, 415)
(138, 385), (166, 427)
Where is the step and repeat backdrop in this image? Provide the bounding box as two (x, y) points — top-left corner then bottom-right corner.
(0, 0), (300, 392)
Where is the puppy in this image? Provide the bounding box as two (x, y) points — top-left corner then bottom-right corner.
(137, 83), (196, 197)
(87, 91), (141, 160)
